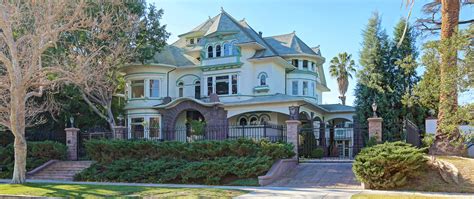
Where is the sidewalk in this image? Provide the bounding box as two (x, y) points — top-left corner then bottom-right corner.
(1, 179), (473, 198)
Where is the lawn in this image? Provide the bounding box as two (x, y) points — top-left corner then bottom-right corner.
(0, 183), (247, 198)
(352, 194), (453, 199)
(397, 156), (474, 193)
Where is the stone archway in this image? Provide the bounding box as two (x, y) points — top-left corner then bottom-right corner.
(159, 100), (228, 140)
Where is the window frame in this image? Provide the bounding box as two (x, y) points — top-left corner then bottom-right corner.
(215, 44), (222, 57)
(206, 74), (238, 96)
(149, 79), (160, 98)
(291, 81), (298, 95)
(207, 45), (213, 58)
(131, 80), (145, 99)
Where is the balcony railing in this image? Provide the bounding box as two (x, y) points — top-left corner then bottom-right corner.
(201, 56), (239, 66)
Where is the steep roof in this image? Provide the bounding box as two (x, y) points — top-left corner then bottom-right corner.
(264, 32), (320, 56)
(151, 45), (198, 66)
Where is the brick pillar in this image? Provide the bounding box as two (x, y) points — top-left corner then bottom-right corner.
(286, 120), (301, 158)
(65, 128), (79, 160)
(367, 117), (383, 142)
(114, 126), (127, 139)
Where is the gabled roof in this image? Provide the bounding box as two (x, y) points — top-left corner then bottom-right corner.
(264, 32), (320, 56)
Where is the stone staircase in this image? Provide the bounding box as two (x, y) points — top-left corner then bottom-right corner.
(27, 160), (94, 181)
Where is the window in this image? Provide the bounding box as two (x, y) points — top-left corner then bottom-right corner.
(258, 73), (267, 86)
(190, 38), (194, 45)
(215, 44), (221, 57)
(311, 82), (315, 97)
(303, 60), (308, 70)
(310, 61), (314, 71)
(292, 59), (298, 67)
(223, 42), (231, 56)
(149, 117), (160, 138)
(197, 38), (201, 43)
(207, 77), (213, 95)
(207, 46), (213, 58)
(194, 81), (201, 99)
(149, 80), (160, 98)
(292, 81), (298, 95)
(130, 117), (144, 138)
(239, 118), (247, 126)
(231, 74), (238, 94)
(131, 80), (144, 98)
(303, 81), (308, 95)
(249, 117), (258, 125)
(215, 75), (229, 95)
(260, 115), (270, 125)
(207, 75), (238, 96)
(178, 82), (184, 97)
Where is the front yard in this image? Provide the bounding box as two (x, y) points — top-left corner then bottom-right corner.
(397, 156), (474, 193)
(0, 183), (247, 198)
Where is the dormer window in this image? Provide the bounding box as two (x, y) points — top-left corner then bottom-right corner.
(207, 46), (213, 58)
(223, 43), (231, 56)
(216, 44), (221, 57)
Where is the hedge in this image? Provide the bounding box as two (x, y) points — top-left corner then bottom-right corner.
(76, 138), (294, 185)
(85, 138), (294, 163)
(352, 141), (427, 189)
(0, 141), (67, 178)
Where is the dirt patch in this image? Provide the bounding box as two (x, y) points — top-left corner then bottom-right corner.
(397, 156), (474, 193)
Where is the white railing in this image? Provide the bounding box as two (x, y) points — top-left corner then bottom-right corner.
(202, 56), (239, 66)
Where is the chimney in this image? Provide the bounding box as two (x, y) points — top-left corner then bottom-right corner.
(258, 31), (263, 37)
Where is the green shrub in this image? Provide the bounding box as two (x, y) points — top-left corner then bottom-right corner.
(422, 134), (435, 148)
(353, 141), (427, 189)
(310, 148), (324, 159)
(77, 138), (293, 185)
(85, 138), (294, 163)
(75, 156), (273, 185)
(0, 141), (67, 178)
(366, 136), (378, 147)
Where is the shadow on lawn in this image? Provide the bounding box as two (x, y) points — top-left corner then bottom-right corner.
(19, 183), (154, 197)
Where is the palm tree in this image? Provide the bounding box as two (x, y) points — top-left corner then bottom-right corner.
(329, 52), (356, 105)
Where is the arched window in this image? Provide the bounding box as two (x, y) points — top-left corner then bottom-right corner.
(194, 81), (201, 99)
(259, 115), (270, 125)
(239, 118), (248, 126)
(223, 42), (231, 56)
(249, 116), (258, 125)
(207, 46), (213, 58)
(258, 73), (268, 86)
(178, 81), (184, 97)
(215, 44), (221, 57)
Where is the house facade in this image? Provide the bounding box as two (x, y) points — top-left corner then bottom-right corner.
(121, 10), (357, 157)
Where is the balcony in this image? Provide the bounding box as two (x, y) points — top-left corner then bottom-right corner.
(201, 55), (239, 66)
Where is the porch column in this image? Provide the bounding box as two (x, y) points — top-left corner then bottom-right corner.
(65, 128), (79, 160)
(286, 120), (301, 158)
(114, 126), (127, 139)
(368, 117), (383, 142)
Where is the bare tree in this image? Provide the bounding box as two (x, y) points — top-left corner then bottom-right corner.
(0, 1), (94, 183)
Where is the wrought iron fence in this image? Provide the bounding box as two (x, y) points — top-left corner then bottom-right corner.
(127, 124), (287, 143)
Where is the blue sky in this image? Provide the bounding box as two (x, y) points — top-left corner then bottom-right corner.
(150, 0), (473, 105)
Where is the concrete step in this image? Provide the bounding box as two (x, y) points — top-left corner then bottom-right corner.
(27, 160), (93, 181)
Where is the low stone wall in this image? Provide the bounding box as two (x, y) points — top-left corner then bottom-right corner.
(258, 158), (297, 186)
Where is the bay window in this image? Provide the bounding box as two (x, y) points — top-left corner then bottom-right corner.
(149, 80), (160, 98)
(149, 117), (160, 138)
(292, 81), (298, 95)
(216, 76), (229, 95)
(130, 117), (144, 138)
(206, 74), (238, 96)
(131, 80), (144, 98)
(303, 81), (308, 95)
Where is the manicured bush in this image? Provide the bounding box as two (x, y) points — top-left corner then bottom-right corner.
(0, 141), (67, 178)
(422, 134), (435, 148)
(77, 138), (294, 185)
(353, 141), (427, 189)
(85, 138), (294, 163)
(310, 148), (324, 159)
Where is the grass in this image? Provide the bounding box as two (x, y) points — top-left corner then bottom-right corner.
(396, 156), (474, 193)
(224, 178), (259, 186)
(0, 183), (247, 198)
(352, 194), (452, 199)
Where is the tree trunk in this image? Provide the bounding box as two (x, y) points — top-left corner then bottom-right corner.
(106, 107), (116, 138)
(430, 0), (466, 156)
(10, 88), (27, 184)
(339, 96), (346, 105)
